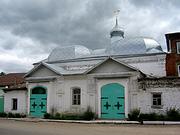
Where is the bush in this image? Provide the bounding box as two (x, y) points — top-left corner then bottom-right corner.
(54, 113), (61, 119)
(44, 113), (51, 119)
(139, 113), (165, 121)
(166, 108), (180, 121)
(128, 108), (180, 121)
(0, 112), (26, 118)
(21, 113), (27, 118)
(128, 109), (140, 121)
(0, 112), (7, 117)
(14, 113), (21, 118)
(157, 114), (165, 121)
(62, 113), (84, 120)
(7, 112), (15, 118)
(43, 107), (95, 120)
(83, 106), (95, 120)
(128, 109), (166, 121)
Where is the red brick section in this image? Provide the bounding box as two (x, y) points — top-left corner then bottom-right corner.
(0, 73), (26, 87)
(165, 32), (180, 76)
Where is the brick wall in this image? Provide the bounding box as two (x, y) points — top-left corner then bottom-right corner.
(165, 33), (180, 76)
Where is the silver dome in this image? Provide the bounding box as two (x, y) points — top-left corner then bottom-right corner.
(143, 38), (162, 53)
(107, 37), (163, 55)
(48, 45), (91, 62)
(47, 38), (163, 61)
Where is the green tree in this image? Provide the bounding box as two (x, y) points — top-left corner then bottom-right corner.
(0, 72), (6, 76)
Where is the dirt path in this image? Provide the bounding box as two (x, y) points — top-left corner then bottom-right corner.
(0, 119), (179, 135)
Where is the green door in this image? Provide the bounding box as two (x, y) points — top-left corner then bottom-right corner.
(0, 96), (4, 112)
(101, 83), (125, 119)
(30, 87), (47, 117)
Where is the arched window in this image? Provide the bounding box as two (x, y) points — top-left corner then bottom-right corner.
(72, 87), (81, 105)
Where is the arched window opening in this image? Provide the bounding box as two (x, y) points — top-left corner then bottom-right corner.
(31, 87), (46, 94)
(72, 88), (81, 105)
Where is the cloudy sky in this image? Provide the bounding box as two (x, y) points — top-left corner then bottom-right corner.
(0, 0), (180, 73)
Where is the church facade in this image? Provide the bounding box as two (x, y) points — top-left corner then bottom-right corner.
(25, 54), (167, 119)
(3, 19), (180, 119)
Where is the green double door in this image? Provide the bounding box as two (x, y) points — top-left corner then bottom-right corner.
(101, 83), (125, 119)
(30, 87), (47, 117)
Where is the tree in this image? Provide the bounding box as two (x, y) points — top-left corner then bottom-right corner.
(0, 72), (6, 76)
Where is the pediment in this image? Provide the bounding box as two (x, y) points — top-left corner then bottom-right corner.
(87, 57), (138, 74)
(25, 63), (60, 78)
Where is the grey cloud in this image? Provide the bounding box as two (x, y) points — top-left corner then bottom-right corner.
(2, 40), (16, 50)
(129, 0), (180, 8)
(0, 0), (121, 50)
(0, 0), (179, 72)
(0, 61), (30, 73)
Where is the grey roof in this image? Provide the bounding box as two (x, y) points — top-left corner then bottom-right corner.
(46, 37), (163, 62)
(25, 58), (105, 77)
(107, 37), (163, 55)
(48, 45), (91, 62)
(25, 57), (140, 77)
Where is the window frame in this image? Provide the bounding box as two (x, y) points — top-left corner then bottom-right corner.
(12, 98), (18, 110)
(176, 41), (180, 54)
(71, 87), (81, 106)
(151, 93), (162, 109)
(177, 65), (180, 77)
(168, 39), (172, 53)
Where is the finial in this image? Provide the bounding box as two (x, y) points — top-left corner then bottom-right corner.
(110, 9), (124, 39)
(116, 17), (118, 26)
(114, 9), (120, 26)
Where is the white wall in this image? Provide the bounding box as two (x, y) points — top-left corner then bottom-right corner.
(4, 90), (27, 113)
(62, 76), (88, 113)
(135, 87), (180, 114)
(120, 54), (166, 77)
(27, 75), (90, 114)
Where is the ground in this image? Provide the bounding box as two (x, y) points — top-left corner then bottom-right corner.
(0, 119), (180, 135)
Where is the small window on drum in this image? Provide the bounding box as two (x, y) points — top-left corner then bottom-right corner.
(72, 88), (81, 105)
(31, 87), (46, 94)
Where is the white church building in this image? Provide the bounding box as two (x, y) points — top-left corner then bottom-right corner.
(4, 18), (180, 119)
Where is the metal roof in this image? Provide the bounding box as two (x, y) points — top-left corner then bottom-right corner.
(47, 37), (163, 63)
(48, 45), (91, 62)
(108, 37), (163, 55)
(25, 57), (140, 77)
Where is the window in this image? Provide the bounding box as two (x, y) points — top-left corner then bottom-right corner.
(72, 88), (81, 105)
(176, 42), (180, 54)
(168, 39), (171, 53)
(12, 98), (18, 110)
(178, 65), (180, 77)
(152, 93), (162, 108)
